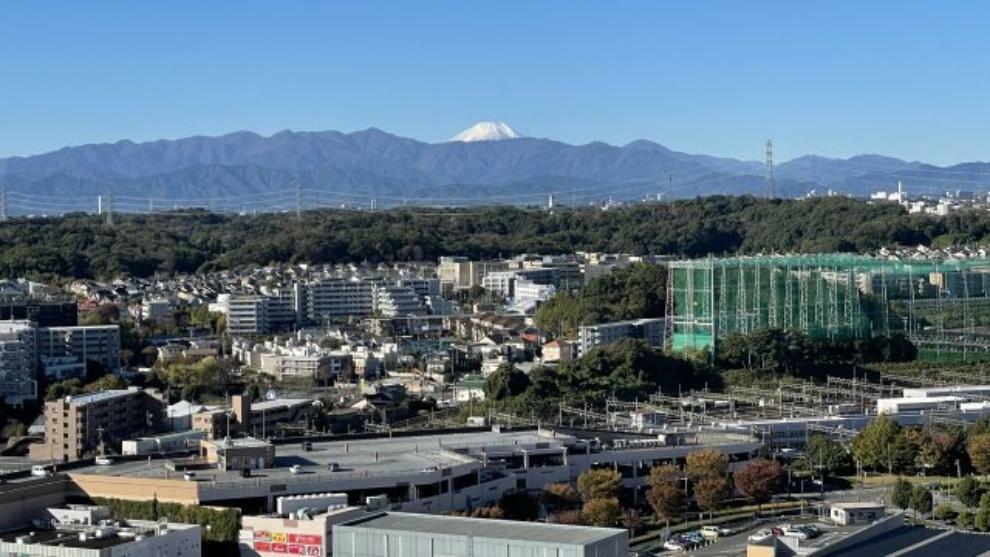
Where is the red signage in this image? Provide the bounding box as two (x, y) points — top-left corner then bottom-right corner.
(288, 534), (323, 545)
(253, 531), (322, 554)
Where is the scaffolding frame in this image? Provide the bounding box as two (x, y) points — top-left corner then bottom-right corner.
(666, 253), (990, 359)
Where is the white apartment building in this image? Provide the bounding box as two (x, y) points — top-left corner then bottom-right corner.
(578, 318), (664, 356)
(227, 295), (296, 335)
(35, 325), (121, 373)
(373, 286), (425, 317)
(0, 321), (36, 406)
(295, 278), (375, 323)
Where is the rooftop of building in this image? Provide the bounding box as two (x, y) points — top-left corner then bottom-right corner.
(62, 389), (136, 405)
(64, 427), (756, 484)
(339, 512), (625, 545)
(251, 398), (313, 412)
(0, 520), (197, 550)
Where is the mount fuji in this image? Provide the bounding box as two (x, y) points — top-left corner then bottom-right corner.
(449, 121), (522, 142)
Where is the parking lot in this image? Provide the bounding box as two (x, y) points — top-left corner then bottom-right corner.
(645, 518), (860, 556)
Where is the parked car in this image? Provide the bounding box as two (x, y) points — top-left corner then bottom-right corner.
(748, 530), (773, 543)
(779, 526), (808, 541)
(289, 465), (302, 474)
(95, 457), (113, 466)
(797, 525), (822, 538)
(30, 465), (50, 477)
(662, 539), (686, 551)
(701, 525), (731, 539)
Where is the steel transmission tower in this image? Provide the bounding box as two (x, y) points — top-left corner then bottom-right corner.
(765, 139), (776, 199)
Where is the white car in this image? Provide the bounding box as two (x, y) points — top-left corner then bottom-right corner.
(30, 465), (50, 477)
(662, 539), (685, 551)
(779, 526), (808, 541)
(289, 465), (302, 474)
(748, 530), (773, 543)
(95, 457), (113, 466)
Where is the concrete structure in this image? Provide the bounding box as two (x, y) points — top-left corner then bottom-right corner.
(62, 427), (759, 513)
(438, 257), (482, 290)
(241, 506), (368, 557)
(373, 286), (425, 317)
(876, 396), (964, 414)
(0, 321), (37, 405)
(201, 437), (275, 471)
(122, 430), (206, 456)
(332, 512), (628, 557)
(829, 501), (885, 525)
(0, 505), (201, 557)
(228, 295), (296, 335)
(30, 388), (165, 462)
(578, 318), (664, 356)
(541, 340), (575, 363)
(295, 278), (374, 323)
(36, 325), (121, 373)
(141, 298), (172, 321)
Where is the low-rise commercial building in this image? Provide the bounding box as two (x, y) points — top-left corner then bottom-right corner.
(829, 501), (885, 525)
(332, 512), (629, 557)
(0, 505), (201, 557)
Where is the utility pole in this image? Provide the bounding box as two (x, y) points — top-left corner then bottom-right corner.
(765, 139), (776, 199)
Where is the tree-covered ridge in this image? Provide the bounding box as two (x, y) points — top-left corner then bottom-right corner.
(0, 195), (986, 280)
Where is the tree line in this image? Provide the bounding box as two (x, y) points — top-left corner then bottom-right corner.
(2, 195), (988, 280)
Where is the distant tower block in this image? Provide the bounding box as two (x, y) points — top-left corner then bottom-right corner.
(765, 139), (776, 199)
(548, 192), (555, 210)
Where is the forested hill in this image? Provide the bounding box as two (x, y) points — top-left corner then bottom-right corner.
(0, 196), (985, 280)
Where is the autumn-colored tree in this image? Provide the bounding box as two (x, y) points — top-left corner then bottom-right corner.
(969, 434), (990, 476)
(541, 483), (580, 514)
(686, 449), (729, 482)
(577, 469), (622, 501)
(646, 464), (685, 524)
(581, 497), (622, 527)
(693, 478), (729, 519)
(549, 510), (583, 525)
(734, 459), (785, 511)
(621, 508), (643, 535)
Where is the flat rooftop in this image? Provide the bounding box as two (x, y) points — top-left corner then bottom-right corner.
(341, 512), (624, 545)
(65, 390), (134, 405)
(63, 427), (754, 484)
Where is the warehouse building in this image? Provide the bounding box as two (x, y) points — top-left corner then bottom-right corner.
(332, 512), (628, 557)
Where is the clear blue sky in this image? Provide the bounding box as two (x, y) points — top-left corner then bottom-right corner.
(1, 1), (988, 164)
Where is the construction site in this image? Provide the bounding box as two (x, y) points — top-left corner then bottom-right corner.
(665, 253), (990, 360)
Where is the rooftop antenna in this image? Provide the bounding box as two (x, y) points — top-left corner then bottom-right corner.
(765, 139), (776, 199)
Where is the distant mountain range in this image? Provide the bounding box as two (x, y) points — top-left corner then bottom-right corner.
(0, 123), (987, 214)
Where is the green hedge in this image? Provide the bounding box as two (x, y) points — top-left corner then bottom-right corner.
(92, 497), (240, 555)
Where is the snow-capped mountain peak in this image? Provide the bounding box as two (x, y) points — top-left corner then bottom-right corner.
(449, 121), (521, 142)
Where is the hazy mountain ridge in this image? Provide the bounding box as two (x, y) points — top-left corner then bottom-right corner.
(0, 128), (984, 209)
